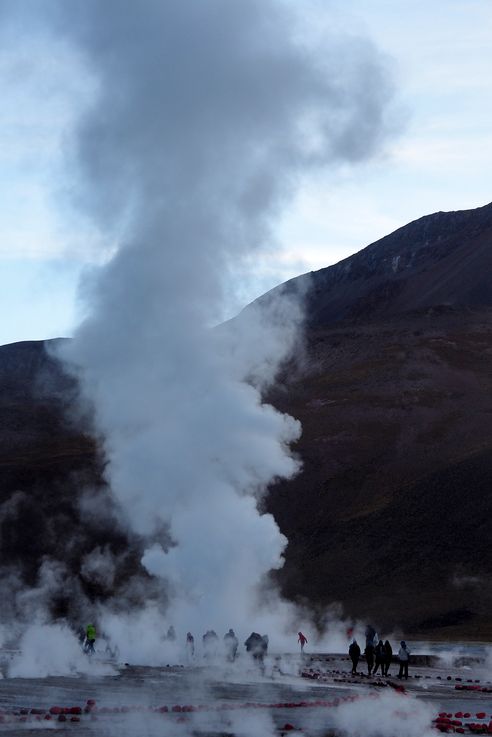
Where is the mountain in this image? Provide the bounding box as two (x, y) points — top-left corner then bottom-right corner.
(0, 201), (491, 636)
(262, 202), (492, 638)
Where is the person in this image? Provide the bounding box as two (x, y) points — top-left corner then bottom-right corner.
(364, 641), (375, 676)
(298, 631), (308, 653)
(224, 629), (239, 662)
(186, 632), (195, 661)
(383, 640), (393, 676)
(348, 639), (360, 674)
(85, 623), (96, 655)
(202, 630), (219, 659)
(244, 632), (262, 656)
(245, 632), (268, 673)
(397, 640), (410, 679)
(166, 625), (176, 642)
(373, 640), (385, 675)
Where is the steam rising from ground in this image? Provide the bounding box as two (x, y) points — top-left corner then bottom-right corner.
(9, 623), (115, 678)
(28, 0), (397, 653)
(331, 691), (436, 737)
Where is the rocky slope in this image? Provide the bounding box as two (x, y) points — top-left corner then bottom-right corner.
(1, 202), (491, 637)
(261, 202), (492, 638)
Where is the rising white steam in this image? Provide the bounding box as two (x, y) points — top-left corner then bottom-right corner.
(331, 691), (436, 737)
(43, 0), (398, 648)
(10, 623), (116, 678)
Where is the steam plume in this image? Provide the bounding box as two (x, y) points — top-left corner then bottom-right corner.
(46, 0), (397, 644)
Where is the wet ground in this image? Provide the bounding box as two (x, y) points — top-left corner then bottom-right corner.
(0, 651), (490, 736)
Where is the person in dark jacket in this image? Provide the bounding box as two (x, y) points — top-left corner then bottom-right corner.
(364, 642), (375, 675)
(373, 640), (385, 675)
(383, 640), (393, 676)
(348, 639), (361, 674)
(244, 632), (263, 658)
(245, 632), (268, 673)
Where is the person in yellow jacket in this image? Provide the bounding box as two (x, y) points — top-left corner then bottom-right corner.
(85, 624), (96, 654)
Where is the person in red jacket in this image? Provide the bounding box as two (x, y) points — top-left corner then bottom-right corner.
(298, 631), (308, 653)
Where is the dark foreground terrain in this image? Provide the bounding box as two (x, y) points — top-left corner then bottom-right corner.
(0, 202), (491, 637)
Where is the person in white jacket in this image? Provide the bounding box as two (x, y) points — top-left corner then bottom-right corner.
(397, 640), (410, 679)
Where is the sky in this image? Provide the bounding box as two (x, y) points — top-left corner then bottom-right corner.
(0, 0), (491, 346)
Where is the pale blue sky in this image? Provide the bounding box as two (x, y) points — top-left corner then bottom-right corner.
(0, 0), (490, 345)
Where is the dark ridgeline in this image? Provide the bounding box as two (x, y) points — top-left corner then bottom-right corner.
(0, 201), (491, 635)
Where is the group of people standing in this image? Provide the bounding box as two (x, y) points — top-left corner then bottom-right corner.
(185, 629), (268, 665)
(349, 635), (411, 679)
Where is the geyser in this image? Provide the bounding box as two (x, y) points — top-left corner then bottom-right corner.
(42, 0), (399, 651)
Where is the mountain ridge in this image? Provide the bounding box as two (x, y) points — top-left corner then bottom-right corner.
(250, 200), (492, 326)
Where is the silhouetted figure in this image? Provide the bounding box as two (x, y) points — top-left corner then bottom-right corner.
(245, 632), (268, 673)
(245, 632), (262, 656)
(166, 625), (176, 642)
(224, 629), (239, 662)
(298, 631), (308, 653)
(202, 630), (219, 659)
(383, 640), (393, 676)
(398, 640), (410, 679)
(349, 639), (360, 674)
(364, 642), (374, 675)
(373, 640), (385, 675)
(85, 623), (96, 655)
(186, 632), (195, 660)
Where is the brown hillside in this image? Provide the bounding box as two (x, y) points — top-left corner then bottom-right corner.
(266, 307), (492, 638)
